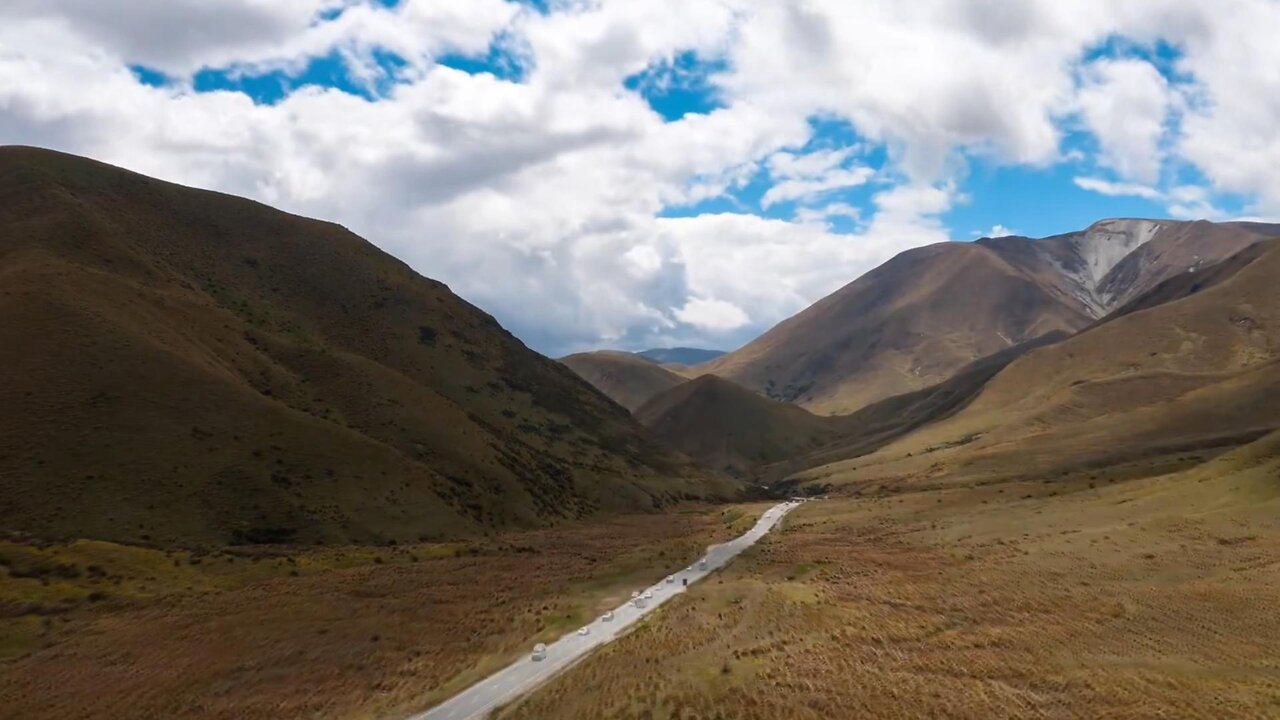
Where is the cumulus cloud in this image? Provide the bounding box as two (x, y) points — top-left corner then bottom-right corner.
(982, 225), (1017, 238)
(761, 147), (874, 208)
(674, 297), (751, 332)
(1076, 57), (1172, 184)
(1074, 176), (1163, 200)
(3, 0), (1279, 355)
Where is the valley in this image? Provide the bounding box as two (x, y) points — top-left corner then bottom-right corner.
(4, 147), (1280, 720)
(9, 4), (1280, 719)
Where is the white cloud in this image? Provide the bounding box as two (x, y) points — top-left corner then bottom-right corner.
(795, 201), (861, 226)
(1076, 57), (1172, 184)
(1074, 176), (1163, 200)
(1164, 185), (1226, 221)
(674, 297), (751, 332)
(983, 224), (1016, 238)
(5, 0), (1280, 355)
(761, 147), (874, 207)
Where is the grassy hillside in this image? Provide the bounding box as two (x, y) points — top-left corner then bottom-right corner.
(560, 351), (688, 412)
(700, 220), (1276, 416)
(794, 236), (1280, 492)
(698, 241), (1093, 414)
(502, 431), (1280, 719)
(635, 376), (838, 479)
(0, 146), (727, 547)
(0, 504), (766, 719)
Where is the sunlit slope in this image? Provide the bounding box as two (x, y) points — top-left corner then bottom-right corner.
(796, 237), (1280, 490)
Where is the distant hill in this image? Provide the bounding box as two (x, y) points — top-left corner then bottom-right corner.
(635, 376), (838, 479)
(633, 333), (1068, 482)
(559, 351), (687, 412)
(0, 147), (729, 547)
(636, 347), (726, 366)
(699, 219), (1275, 415)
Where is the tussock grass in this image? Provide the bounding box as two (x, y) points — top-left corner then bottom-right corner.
(0, 503), (767, 720)
(501, 446), (1280, 719)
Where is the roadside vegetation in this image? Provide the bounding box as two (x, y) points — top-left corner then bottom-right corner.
(0, 503), (768, 720)
(500, 442), (1280, 719)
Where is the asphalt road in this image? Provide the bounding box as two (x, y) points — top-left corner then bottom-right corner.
(410, 500), (802, 720)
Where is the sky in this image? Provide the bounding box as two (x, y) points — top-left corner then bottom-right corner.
(2, 1), (1278, 356)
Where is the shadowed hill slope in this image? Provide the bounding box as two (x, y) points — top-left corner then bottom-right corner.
(635, 376), (838, 479)
(559, 351), (687, 412)
(0, 146), (727, 547)
(700, 219), (1275, 415)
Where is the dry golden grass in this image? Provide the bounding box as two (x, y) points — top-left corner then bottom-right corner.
(0, 503), (768, 720)
(500, 439), (1280, 719)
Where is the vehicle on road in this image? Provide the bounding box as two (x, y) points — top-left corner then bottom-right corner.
(666, 574), (675, 583)
(531, 643), (547, 661)
(643, 590), (653, 600)
(698, 558), (708, 570)
(602, 610), (614, 622)
(577, 627), (590, 636)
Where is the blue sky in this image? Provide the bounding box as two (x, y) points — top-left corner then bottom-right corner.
(7, 1), (1277, 355)
(122, 6), (1237, 247)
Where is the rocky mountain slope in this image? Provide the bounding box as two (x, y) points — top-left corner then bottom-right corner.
(699, 219), (1276, 415)
(0, 147), (727, 547)
(792, 234), (1280, 491)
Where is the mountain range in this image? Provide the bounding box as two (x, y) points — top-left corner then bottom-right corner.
(7, 145), (1280, 552)
(563, 218), (1280, 490)
(695, 219), (1273, 414)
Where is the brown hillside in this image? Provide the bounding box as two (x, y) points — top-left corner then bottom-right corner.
(760, 331), (1070, 481)
(0, 146), (727, 547)
(699, 241), (1092, 414)
(794, 234), (1280, 491)
(635, 375), (837, 479)
(559, 351), (687, 412)
(701, 219), (1275, 416)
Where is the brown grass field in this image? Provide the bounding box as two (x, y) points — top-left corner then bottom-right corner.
(499, 436), (1280, 719)
(0, 503), (767, 720)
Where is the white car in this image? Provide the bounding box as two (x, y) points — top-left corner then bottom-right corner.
(532, 643), (547, 661)
(665, 574), (675, 584)
(602, 610), (614, 622)
(577, 627), (590, 636)
(698, 558), (709, 570)
(643, 590), (653, 600)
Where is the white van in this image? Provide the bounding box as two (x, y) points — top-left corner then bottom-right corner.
(532, 643), (547, 661)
